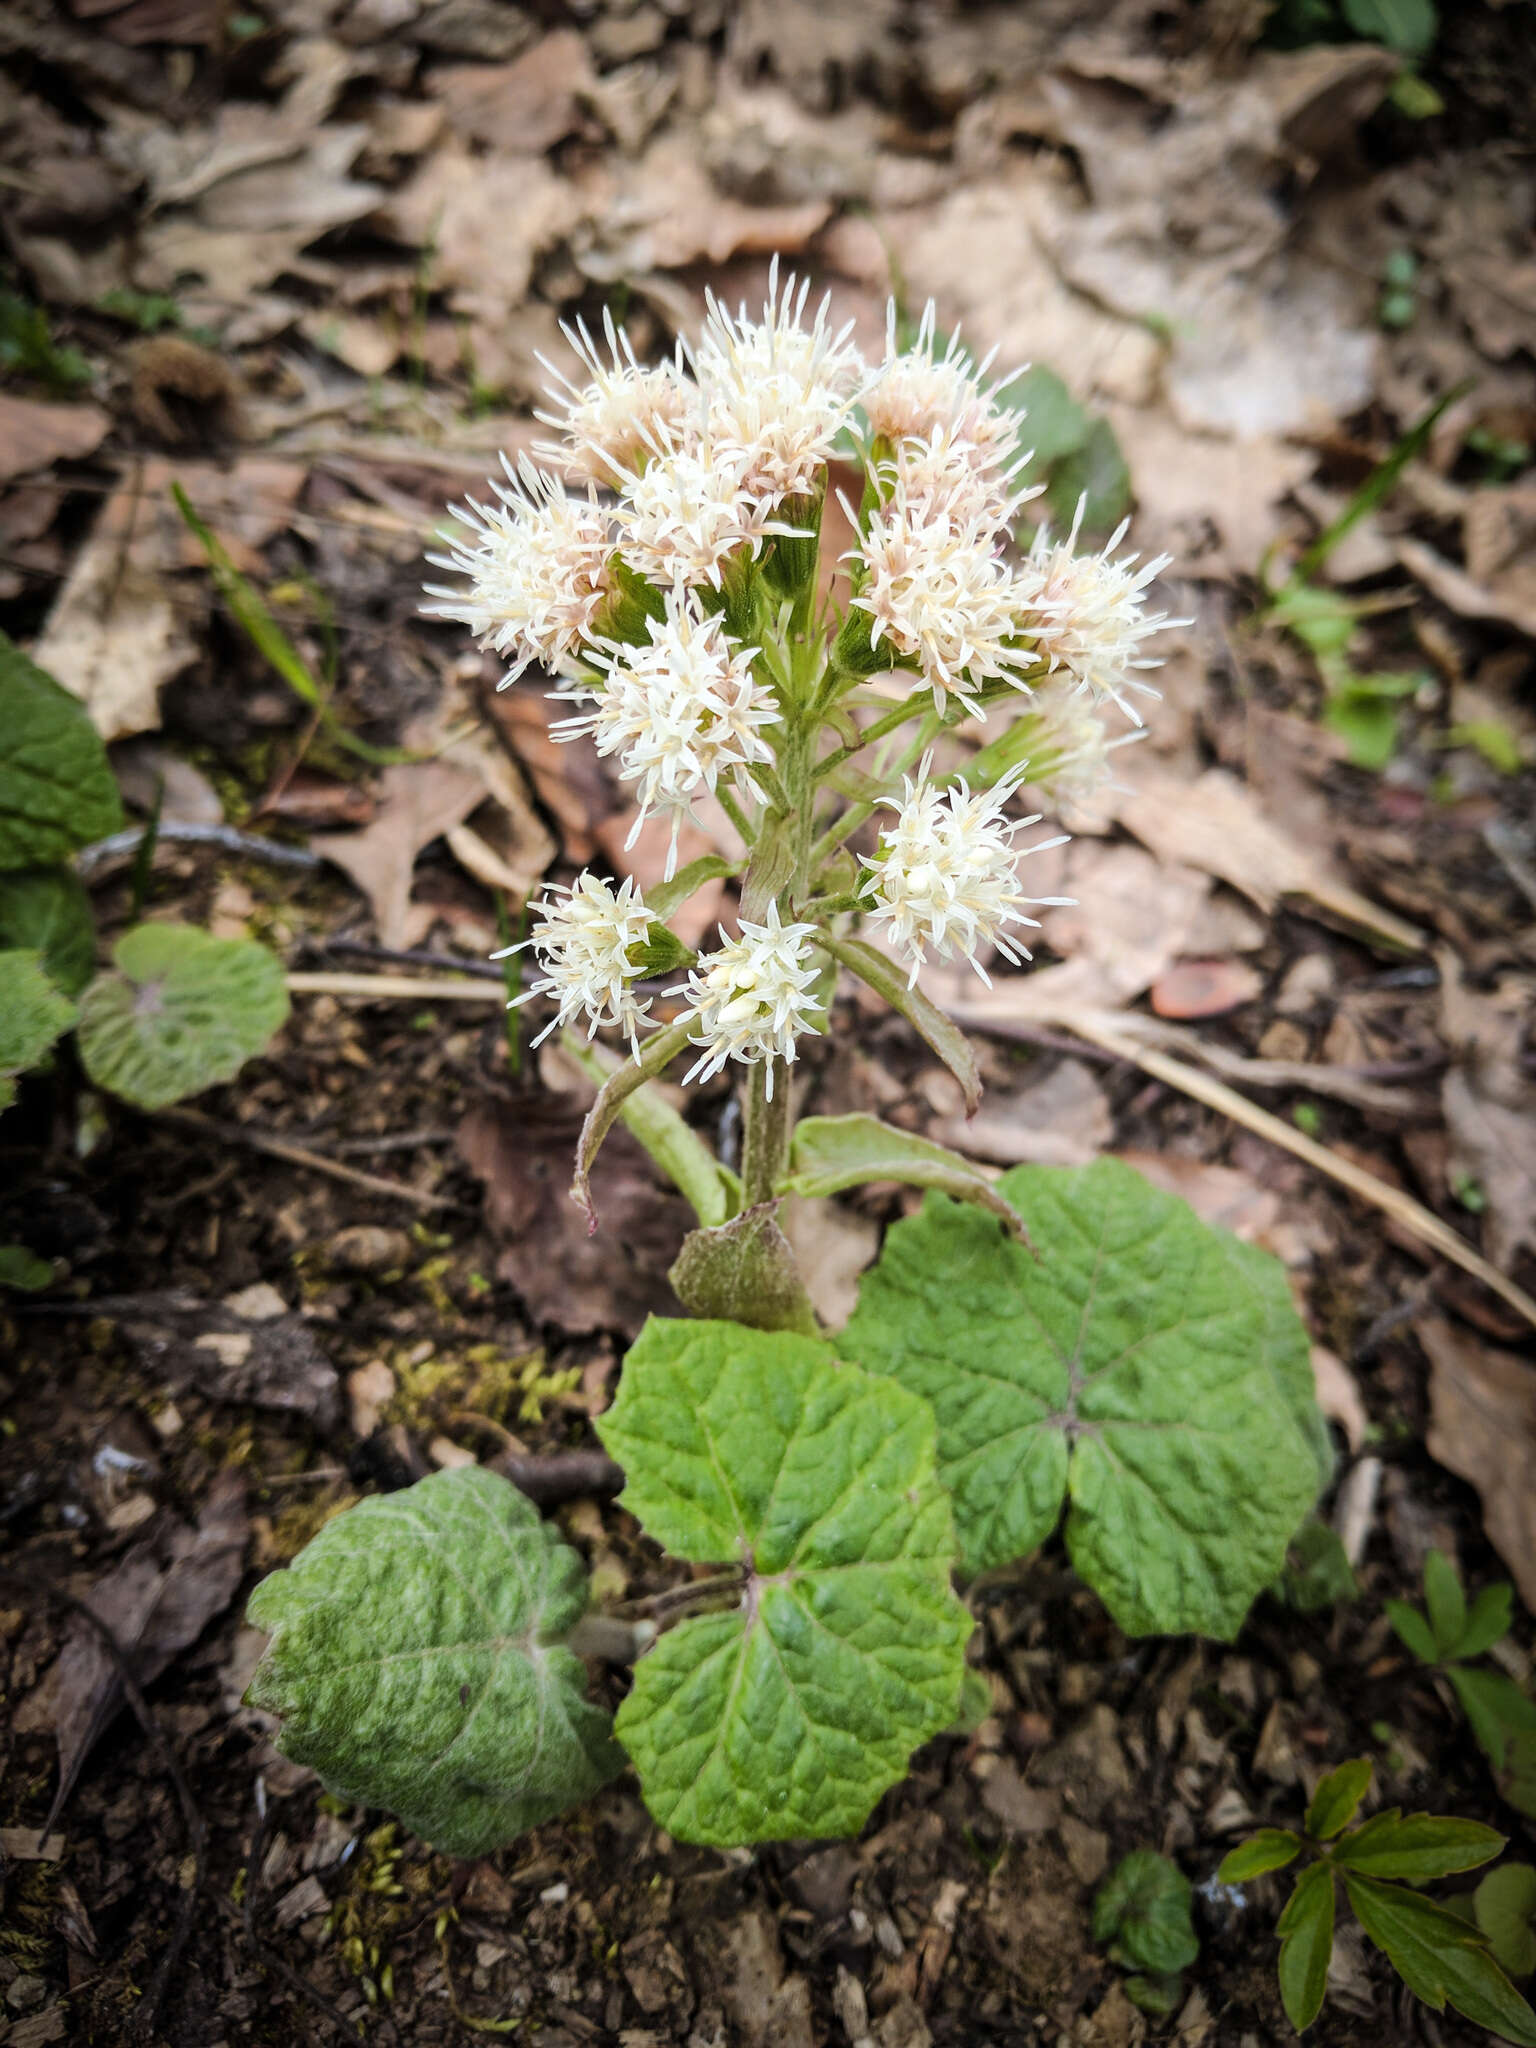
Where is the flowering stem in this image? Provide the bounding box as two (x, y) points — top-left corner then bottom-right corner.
(716, 784), (756, 847)
(741, 1059), (792, 1207)
(809, 710), (940, 868)
(813, 696), (927, 781)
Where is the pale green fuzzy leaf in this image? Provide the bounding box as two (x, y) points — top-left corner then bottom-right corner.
(1306, 1758), (1373, 1840)
(780, 1114), (1027, 1240)
(0, 868), (95, 996)
(596, 1318), (971, 1846)
(1093, 1850), (1199, 1976)
(1277, 1864), (1335, 2032)
(0, 948), (77, 1110)
(0, 632), (123, 868)
(76, 923), (288, 1110)
(246, 1467), (623, 1858)
(840, 1159), (1327, 1636)
(1476, 1865), (1536, 1980)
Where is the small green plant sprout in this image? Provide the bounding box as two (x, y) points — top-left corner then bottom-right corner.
(249, 268), (1333, 1855)
(1093, 1850), (1199, 2015)
(0, 631), (290, 1142)
(1275, 1519), (1358, 1614)
(1387, 1549), (1536, 1820)
(1475, 1866), (1536, 1982)
(1218, 1759), (1536, 2042)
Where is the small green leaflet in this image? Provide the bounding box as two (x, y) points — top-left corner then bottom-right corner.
(1339, 0), (1437, 61)
(0, 1244), (54, 1291)
(0, 868), (95, 997)
(1386, 1597), (1441, 1666)
(1423, 1549), (1467, 1656)
(1306, 1758), (1373, 1841)
(596, 1318), (971, 1847)
(1343, 1874), (1536, 2046)
(76, 923), (289, 1109)
(1217, 1829), (1302, 1883)
(1448, 1667), (1536, 1820)
(840, 1159), (1328, 1637)
(1092, 1850), (1199, 1976)
(0, 633), (124, 868)
(0, 949), (77, 1112)
(1476, 1865), (1536, 1981)
(1333, 1811), (1505, 1882)
(247, 1467), (624, 1859)
(1277, 1865), (1335, 2033)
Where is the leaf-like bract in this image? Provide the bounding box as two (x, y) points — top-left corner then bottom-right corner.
(1092, 1850), (1199, 1976)
(1306, 1758), (1373, 1841)
(76, 922), (289, 1109)
(246, 1467), (623, 1858)
(1277, 1865), (1335, 2033)
(0, 948), (77, 1110)
(0, 868), (95, 996)
(596, 1318), (971, 1847)
(840, 1159), (1329, 1637)
(780, 1113), (1026, 1238)
(0, 634), (124, 868)
(1344, 1874), (1536, 2046)
(1217, 1829), (1303, 1883)
(1334, 1811), (1505, 1882)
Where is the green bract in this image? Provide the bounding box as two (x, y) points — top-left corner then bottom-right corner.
(840, 1158), (1330, 1638)
(0, 633), (123, 867)
(76, 922), (289, 1110)
(0, 949), (76, 1112)
(246, 1468), (623, 1859)
(596, 1318), (971, 1847)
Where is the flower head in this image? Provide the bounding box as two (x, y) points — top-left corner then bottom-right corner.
(1019, 677), (1143, 809)
(500, 872), (655, 1053)
(553, 593), (778, 877)
(861, 302), (1025, 492)
(850, 479), (1048, 712)
(679, 902), (822, 1093)
(424, 454), (614, 681)
(862, 755), (1070, 985)
(694, 260), (866, 511)
(614, 433), (787, 592)
(1014, 501), (1187, 725)
(879, 423), (1040, 537)
(536, 309), (695, 483)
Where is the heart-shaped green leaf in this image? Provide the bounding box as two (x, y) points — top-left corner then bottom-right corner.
(247, 1467), (624, 1858)
(0, 633), (123, 866)
(1093, 1850), (1199, 1975)
(0, 948), (77, 1111)
(840, 1159), (1330, 1637)
(0, 867), (96, 996)
(597, 1318), (971, 1846)
(76, 922), (288, 1109)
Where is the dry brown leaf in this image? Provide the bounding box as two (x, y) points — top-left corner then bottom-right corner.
(779, 1195), (879, 1328)
(312, 760), (485, 949)
(379, 141), (586, 325)
(580, 132), (832, 282)
(31, 542), (196, 742)
(1311, 1344), (1369, 1456)
(1150, 958), (1264, 1020)
(1118, 1152), (1282, 1243)
(46, 1471), (247, 1823)
(935, 1056), (1111, 1168)
(457, 1095), (692, 1336)
(1105, 403), (1316, 579)
(1396, 536), (1536, 643)
(1111, 764), (1423, 952)
(1438, 953), (1536, 1274)
(427, 32), (596, 154)
(1422, 1314), (1536, 1611)
(0, 395), (110, 485)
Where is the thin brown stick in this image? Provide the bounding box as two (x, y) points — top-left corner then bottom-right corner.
(157, 1107), (463, 1213)
(487, 1447), (625, 1505)
(286, 971), (502, 1002)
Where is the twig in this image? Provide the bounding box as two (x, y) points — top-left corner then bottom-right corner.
(487, 1447), (625, 1505)
(1042, 1011), (1536, 1331)
(321, 939), (506, 981)
(287, 971), (503, 1002)
(157, 1107), (464, 1212)
(0, 1574), (207, 2043)
(76, 822), (322, 880)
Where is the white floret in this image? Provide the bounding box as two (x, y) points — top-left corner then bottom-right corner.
(499, 872), (655, 1054)
(678, 902), (823, 1094)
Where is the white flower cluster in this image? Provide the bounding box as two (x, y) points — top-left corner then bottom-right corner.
(862, 755), (1070, 986)
(427, 265), (1178, 1087)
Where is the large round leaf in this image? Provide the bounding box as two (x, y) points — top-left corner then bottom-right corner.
(840, 1158), (1330, 1639)
(597, 1318), (971, 1847)
(247, 1467), (624, 1858)
(0, 634), (123, 867)
(0, 948), (77, 1112)
(0, 867), (96, 996)
(76, 922), (289, 1109)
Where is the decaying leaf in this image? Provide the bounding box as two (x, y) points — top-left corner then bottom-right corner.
(0, 395), (110, 486)
(311, 759), (485, 950)
(1422, 1315), (1536, 1613)
(1438, 955), (1536, 1275)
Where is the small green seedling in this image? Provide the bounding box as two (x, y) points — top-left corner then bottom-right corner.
(1387, 1550), (1536, 1821)
(1276, 1520), (1358, 1614)
(1220, 1759), (1536, 2041)
(1094, 1849), (1199, 2015)
(1476, 1866), (1536, 1981)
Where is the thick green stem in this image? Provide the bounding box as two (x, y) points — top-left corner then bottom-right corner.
(741, 1059), (793, 1206)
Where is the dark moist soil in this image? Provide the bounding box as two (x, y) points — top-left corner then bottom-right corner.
(1, 969), (1528, 2048)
